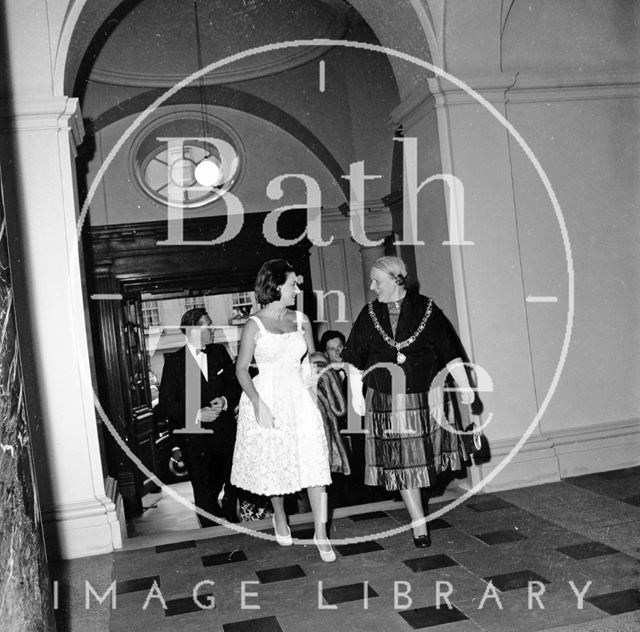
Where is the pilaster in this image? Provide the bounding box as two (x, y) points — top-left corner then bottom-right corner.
(0, 96), (121, 558)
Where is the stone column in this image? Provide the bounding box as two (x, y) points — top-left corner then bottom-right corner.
(0, 97), (122, 558)
(353, 204), (394, 303)
(0, 170), (56, 629)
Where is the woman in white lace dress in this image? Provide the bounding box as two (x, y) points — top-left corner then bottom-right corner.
(231, 259), (335, 562)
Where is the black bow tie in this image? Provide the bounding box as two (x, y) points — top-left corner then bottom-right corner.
(197, 347), (207, 354)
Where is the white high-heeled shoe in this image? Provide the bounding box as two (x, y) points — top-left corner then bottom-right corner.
(313, 535), (336, 563)
(272, 516), (292, 546)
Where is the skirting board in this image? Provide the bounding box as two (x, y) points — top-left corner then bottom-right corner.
(42, 494), (122, 560)
(548, 417), (640, 478)
(457, 418), (640, 493)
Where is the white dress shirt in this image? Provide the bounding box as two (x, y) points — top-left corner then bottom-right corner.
(187, 341), (208, 378)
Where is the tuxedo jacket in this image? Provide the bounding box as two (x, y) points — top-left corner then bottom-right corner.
(157, 343), (241, 450)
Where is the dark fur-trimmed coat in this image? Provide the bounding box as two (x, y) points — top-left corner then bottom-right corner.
(312, 366), (351, 475)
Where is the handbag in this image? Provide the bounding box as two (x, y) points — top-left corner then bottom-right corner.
(429, 377), (484, 457)
(461, 422), (483, 455)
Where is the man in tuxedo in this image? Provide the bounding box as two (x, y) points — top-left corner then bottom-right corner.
(157, 307), (241, 527)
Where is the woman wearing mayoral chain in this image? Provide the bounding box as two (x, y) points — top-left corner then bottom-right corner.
(342, 256), (474, 548)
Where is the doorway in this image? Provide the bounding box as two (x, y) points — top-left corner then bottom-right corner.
(87, 210), (314, 523)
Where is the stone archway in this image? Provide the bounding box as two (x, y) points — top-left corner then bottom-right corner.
(56, 0), (438, 99)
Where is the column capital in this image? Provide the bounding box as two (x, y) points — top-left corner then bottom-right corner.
(391, 73), (519, 128)
(0, 96), (84, 146)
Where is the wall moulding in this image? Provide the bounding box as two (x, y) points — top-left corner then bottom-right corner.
(391, 74), (518, 127)
(506, 72), (640, 104)
(0, 97), (84, 145)
(392, 70), (640, 127)
(41, 495), (122, 559)
(458, 417), (640, 493)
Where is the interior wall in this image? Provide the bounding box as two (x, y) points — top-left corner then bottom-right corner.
(416, 0), (640, 489)
(506, 89), (640, 433)
(401, 107), (458, 329)
(499, 0), (640, 436)
(502, 0), (640, 74)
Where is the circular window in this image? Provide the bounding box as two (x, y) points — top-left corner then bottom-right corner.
(131, 111), (244, 209)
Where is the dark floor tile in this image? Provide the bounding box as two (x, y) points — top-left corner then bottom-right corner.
(321, 582), (378, 605)
(484, 569), (551, 592)
(403, 554), (458, 573)
(256, 564), (306, 584)
(565, 474), (612, 494)
(290, 527), (315, 540)
(201, 550), (248, 567)
(598, 467), (640, 480)
(349, 510), (389, 521)
(116, 575), (160, 594)
(334, 540), (384, 556)
(223, 615), (283, 631)
(155, 540), (196, 553)
(586, 589), (640, 615)
(466, 497), (514, 512)
(557, 541), (619, 560)
(428, 518), (453, 530)
(398, 604), (468, 629)
(567, 472), (601, 484)
(475, 529), (527, 545)
(165, 593), (215, 616)
(622, 495), (640, 507)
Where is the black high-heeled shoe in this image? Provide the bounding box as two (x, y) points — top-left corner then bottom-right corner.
(413, 533), (431, 548)
(412, 521), (431, 548)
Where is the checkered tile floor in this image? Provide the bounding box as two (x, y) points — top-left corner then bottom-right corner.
(51, 467), (640, 631)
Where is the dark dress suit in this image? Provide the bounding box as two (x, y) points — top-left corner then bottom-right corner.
(157, 343), (241, 527)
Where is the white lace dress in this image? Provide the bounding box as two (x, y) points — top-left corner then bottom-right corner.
(231, 312), (331, 496)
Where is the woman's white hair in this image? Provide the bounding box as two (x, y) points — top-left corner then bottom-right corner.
(371, 256), (408, 286)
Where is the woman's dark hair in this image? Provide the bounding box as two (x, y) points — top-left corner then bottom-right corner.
(254, 259), (295, 304)
(319, 330), (346, 351)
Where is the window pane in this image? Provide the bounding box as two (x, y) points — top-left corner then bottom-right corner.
(185, 296), (205, 310)
(142, 301), (160, 328)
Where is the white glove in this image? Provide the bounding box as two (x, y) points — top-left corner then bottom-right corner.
(348, 367), (366, 416)
(351, 389), (366, 417)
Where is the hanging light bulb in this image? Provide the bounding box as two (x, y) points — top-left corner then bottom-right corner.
(194, 159), (221, 187)
(192, 0), (220, 188)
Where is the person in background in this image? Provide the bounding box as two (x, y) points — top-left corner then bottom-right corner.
(342, 256), (474, 548)
(157, 308), (241, 527)
(309, 351), (350, 477)
(319, 330), (347, 386)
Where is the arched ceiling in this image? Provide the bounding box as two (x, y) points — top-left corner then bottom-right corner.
(87, 0), (350, 87)
(63, 0), (433, 99)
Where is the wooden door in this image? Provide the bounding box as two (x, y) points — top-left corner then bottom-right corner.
(121, 297), (160, 498)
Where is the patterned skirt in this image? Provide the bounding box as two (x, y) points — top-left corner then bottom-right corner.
(364, 388), (470, 491)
